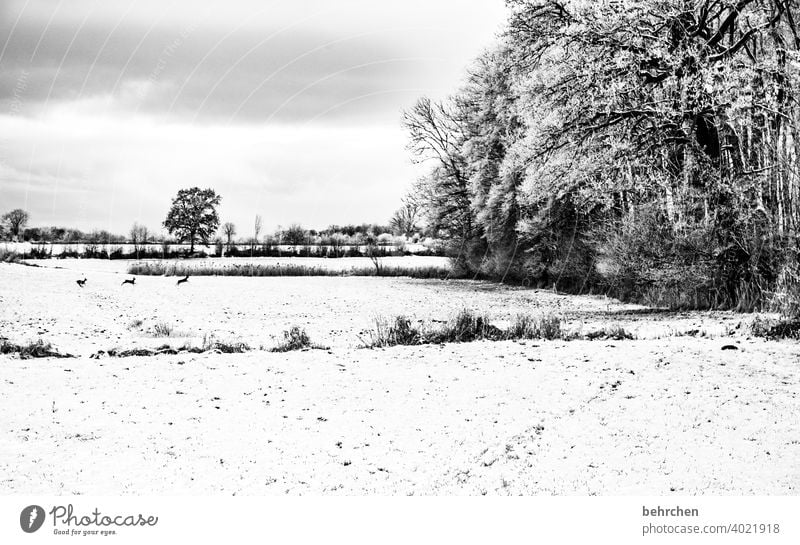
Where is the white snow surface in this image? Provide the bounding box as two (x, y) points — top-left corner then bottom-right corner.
(1, 260), (798, 494)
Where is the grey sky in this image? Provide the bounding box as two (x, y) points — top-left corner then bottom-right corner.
(0, 0), (506, 233)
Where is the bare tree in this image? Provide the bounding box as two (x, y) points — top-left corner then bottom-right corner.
(129, 222), (149, 259)
(254, 215), (262, 242)
(2, 209), (29, 240)
(403, 98), (473, 240)
(364, 233), (383, 275)
(390, 198), (421, 237)
(252, 214), (263, 256)
(222, 222), (236, 252)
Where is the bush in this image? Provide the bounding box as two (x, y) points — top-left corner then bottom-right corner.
(598, 207), (720, 309)
(750, 315), (800, 340)
(596, 204), (791, 311)
(770, 256), (800, 318)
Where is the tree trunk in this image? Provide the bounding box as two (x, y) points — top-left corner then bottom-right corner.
(679, 77), (693, 231)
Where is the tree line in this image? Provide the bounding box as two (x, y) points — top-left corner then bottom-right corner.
(403, 0), (800, 312)
(1, 188), (432, 254)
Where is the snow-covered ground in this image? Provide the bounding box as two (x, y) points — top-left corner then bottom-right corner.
(1, 260), (798, 494)
(24, 255), (451, 274)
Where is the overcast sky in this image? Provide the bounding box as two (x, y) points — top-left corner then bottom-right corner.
(0, 0), (507, 234)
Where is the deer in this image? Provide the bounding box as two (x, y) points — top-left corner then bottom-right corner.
(76, 278), (87, 288)
(122, 277), (136, 286)
(176, 275), (190, 286)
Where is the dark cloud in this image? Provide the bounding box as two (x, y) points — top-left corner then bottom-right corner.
(0, 18), (471, 124)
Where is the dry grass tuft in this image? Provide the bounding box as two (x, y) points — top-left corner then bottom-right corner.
(360, 316), (425, 348)
(507, 313), (564, 340)
(361, 310), (582, 348)
(127, 261), (453, 279)
(151, 322), (174, 337)
(199, 333), (250, 353)
(270, 326), (328, 352)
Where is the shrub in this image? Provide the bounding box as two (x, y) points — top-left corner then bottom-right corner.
(750, 315), (800, 340)
(595, 204), (790, 311)
(597, 207), (717, 308)
(770, 257), (800, 318)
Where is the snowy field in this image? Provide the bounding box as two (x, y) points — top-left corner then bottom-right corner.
(23, 255), (451, 275)
(1, 260), (798, 494)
